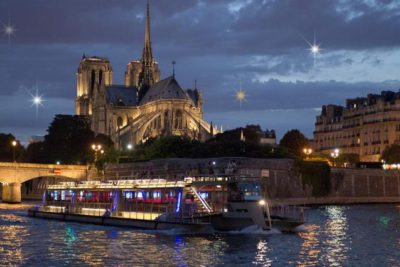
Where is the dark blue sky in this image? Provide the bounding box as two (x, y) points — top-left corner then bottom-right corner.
(1, 0), (400, 143)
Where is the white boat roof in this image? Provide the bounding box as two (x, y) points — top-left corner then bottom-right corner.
(47, 176), (255, 190)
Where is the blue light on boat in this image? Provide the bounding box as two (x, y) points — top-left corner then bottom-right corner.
(112, 191), (118, 212)
(71, 192), (75, 207)
(176, 191), (182, 213)
(41, 191), (46, 206)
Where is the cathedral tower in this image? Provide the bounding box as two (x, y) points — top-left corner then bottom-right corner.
(124, 1), (160, 96)
(75, 56), (113, 115)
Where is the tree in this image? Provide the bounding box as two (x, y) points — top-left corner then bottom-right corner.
(22, 115), (114, 165)
(381, 144), (400, 164)
(337, 153), (360, 166)
(0, 133), (24, 162)
(24, 141), (48, 163)
(95, 146), (120, 172)
(279, 129), (309, 157)
(121, 125), (290, 161)
(93, 133), (114, 149)
(44, 115), (94, 164)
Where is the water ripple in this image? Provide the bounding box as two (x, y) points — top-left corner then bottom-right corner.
(0, 203), (399, 266)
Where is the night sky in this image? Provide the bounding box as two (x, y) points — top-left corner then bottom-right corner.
(1, 0), (400, 144)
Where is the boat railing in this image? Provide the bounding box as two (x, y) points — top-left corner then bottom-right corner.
(190, 187), (213, 213)
(48, 179), (187, 190)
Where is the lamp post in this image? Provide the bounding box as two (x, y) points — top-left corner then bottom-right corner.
(303, 148), (312, 159)
(91, 144), (102, 162)
(331, 148), (340, 167)
(11, 140), (17, 163)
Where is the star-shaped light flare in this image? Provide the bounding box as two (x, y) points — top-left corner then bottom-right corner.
(2, 21), (16, 42)
(306, 32), (323, 66)
(235, 80), (247, 111)
(28, 86), (45, 117)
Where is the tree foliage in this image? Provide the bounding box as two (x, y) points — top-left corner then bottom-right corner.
(0, 133), (24, 162)
(337, 153), (360, 166)
(381, 144), (400, 164)
(24, 115), (113, 165)
(279, 129), (309, 157)
(123, 125), (289, 161)
(44, 115), (94, 164)
(296, 160), (331, 197)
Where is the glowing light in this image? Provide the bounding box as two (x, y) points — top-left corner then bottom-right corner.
(259, 199), (266, 206)
(175, 190), (182, 212)
(236, 89), (246, 102)
(2, 22), (16, 41)
(33, 96), (42, 105)
(28, 86), (45, 117)
(306, 31), (323, 66)
(311, 45), (320, 54)
(235, 80), (247, 111)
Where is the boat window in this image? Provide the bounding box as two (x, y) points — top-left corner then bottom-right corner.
(199, 192), (208, 200)
(236, 208), (248, 213)
(228, 181), (262, 201)
(238, 182), (262, 200)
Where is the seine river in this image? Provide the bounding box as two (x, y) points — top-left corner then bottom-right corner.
(1, 203), (400, 266)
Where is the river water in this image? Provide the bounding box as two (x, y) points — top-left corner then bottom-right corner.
(0, 203), (400, 266)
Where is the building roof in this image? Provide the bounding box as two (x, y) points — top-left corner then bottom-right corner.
(106, 85), (138, 107)
(139, 76), (194, 105)
(186, 89), (200, 105)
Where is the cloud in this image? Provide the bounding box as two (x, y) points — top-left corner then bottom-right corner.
(1, 0), (400, 142)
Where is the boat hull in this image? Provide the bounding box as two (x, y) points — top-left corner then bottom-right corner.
(205, 213), (257, 231)
(270, 216), (304, 232)
(28, 209), (210, 232)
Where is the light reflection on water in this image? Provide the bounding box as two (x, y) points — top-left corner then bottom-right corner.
(323, 206), (350, 266)
(297, 224), (321, 266)
(0, 203), (400, 266)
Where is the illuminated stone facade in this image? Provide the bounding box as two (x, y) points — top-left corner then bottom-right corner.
(314, 91), (400, 162)
(75, 57), (112, 116)
(75, 2), (216, 149)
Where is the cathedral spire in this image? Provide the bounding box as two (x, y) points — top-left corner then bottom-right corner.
(142, 0), (153, 65)
(138, 0), (156, 93)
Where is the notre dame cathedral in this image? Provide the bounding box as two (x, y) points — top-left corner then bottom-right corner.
(75, 2), (217, 150)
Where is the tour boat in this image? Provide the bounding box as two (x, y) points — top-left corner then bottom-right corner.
(28, 176), (303, 232)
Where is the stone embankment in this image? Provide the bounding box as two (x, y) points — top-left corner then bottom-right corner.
(105, 158), (400, 205)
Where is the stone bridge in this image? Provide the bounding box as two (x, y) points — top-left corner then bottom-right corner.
(0, 162), (88, 203)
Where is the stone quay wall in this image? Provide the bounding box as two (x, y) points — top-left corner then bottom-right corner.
(105, 158), (400, 205)
(105, 157), (309, 199)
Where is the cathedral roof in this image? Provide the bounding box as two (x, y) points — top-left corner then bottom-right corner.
(186, 89), (200, 105)
(106, 85), (138, 107)
(139, 76), (194, 105)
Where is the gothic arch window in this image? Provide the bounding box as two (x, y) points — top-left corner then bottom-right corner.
(99, 70), (103, 85)
(175, 110), (182, 129)
(90, 69), (96, 95)
(117, 116), (123, 129)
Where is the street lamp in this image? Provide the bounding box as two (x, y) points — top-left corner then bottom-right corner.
(91, 144), (102, 162)
(11, 140), (17, 163)
(127, 144), (133, 150)
(303, 148), (312, 159)
(331, 148), (340, 167)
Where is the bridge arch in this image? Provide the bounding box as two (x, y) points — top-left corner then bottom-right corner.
(0, 163), (88, 203)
